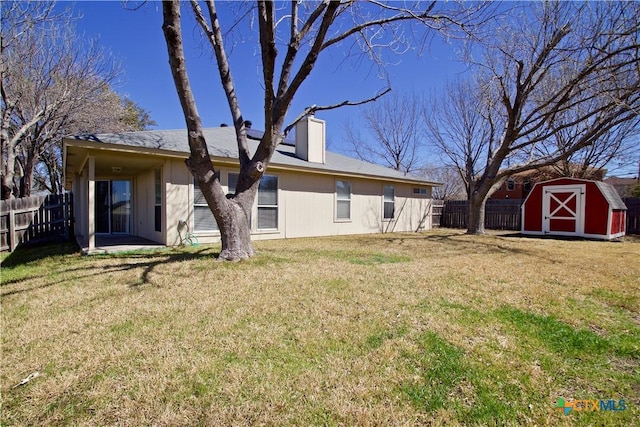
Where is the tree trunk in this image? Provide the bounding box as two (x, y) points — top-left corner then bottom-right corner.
(1, 143), (16, 199)
(44, 151), (61, 194)
(19, 154), (35, 198)
(1, 174), (14, 199)
(467, 191), (487, 234)
(217, 199), (255, 261)
(188, 155), (260, 261)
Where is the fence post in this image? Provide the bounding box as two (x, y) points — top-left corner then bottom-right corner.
(64, 193), (69, 240)
(8, 203), (17, 251)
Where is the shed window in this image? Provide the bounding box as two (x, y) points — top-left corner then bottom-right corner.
(413, 187), (427, 195)
(383, 185), (395, 219)
(257, 175), (278, 229)
(336, 180), (351, 220)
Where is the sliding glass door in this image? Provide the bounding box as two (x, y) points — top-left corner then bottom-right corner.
(95, 180), (131, 234)
(96, 181), (111, 233)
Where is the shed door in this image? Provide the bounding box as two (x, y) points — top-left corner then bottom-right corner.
(542, 185), (585, 235)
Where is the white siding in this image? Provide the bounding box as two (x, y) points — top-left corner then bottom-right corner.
(134, 168), (164, 243)
(165, 165), (433, 244)
(165, 159), (191, 246)
(74, 157), (433, 248)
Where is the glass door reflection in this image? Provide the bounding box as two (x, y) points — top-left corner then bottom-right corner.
(95, 180), (131, 234)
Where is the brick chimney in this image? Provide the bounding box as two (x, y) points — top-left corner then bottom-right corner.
(295, 115), (325, 164)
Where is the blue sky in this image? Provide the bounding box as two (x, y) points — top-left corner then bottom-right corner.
(60, 1), (639, 178)
(65, 1), (467, 157)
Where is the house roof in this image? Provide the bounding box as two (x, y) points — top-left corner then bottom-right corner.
(604, 176), (638, 186)
(64, 127), (440, 186)
(505, 163), (605, 181)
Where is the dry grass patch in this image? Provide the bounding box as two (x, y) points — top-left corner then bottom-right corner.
(1, 230), (639, 425)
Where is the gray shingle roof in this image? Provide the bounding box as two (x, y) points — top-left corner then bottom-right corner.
(68, 127), (439, 185)
(595, 181), (627, 210)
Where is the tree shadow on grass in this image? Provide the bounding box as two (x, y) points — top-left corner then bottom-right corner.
(0, 241), (80, 268)
(354, 230), (568, 265)
(1, 246), (219, 297)
(500, 232), (626, 243)
(123, 248), (220, 288)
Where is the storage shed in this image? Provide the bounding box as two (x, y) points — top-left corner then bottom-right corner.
(521, 178), (627, 239)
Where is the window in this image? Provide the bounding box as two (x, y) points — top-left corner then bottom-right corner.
(507, 178), (515, 191)
(383, 185), (395, 219)
(228, 172), (238, 195)
(413, 187), (427, 195)
(336, 180), (351, 220)
(523, 178), (532, 193)
(154, 169), (162, 232)
(193, 177), (219, 231)
(257, 175), (278, 229)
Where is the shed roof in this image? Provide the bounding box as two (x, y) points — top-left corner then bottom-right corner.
(594, 181), (627, 210)
(65, 127), (438, 186)
(530, 177), (627, 210)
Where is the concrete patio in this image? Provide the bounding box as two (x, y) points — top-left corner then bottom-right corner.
(82, 235), (166, 255)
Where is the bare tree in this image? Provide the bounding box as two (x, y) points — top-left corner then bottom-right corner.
(1, 1), (56, 198)
(1, 0), (121, 199)
(162, 0), (488, 260)
(418, 164), (465, 200)
(344, 91), (425, 173)
(541, 119), (640, 179)
(29, 90), (156, 195)
(427, 1), (640, 234)
(33, 144), (63, 195)
(425, 78), (497, 200)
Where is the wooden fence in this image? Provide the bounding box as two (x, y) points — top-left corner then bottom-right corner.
(431, 200), (444, 228)
(433, 198), (640, 235)
(624, 198), (640, 235)
(435, 199), (523, 231)
(0, 193), (74, 252)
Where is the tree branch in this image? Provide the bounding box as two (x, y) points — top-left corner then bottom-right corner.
(321, 2), (438, 51)
(190, 0), (251, 167)
(276, 1), (340, 119)
(257, 1), (275, 131)
(283, 87), (391, 136)
(276, 1), (327, 99)
(162, 1), (209, 163)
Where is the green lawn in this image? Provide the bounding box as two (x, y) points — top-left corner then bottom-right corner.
(1, 230), (639, 426)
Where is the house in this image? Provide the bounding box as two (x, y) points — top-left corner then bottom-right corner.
(521, 178), (626, 240)
(63, 117), (439, 253)
(603, 176), (639, 198)
(491, 164), (606, 200)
